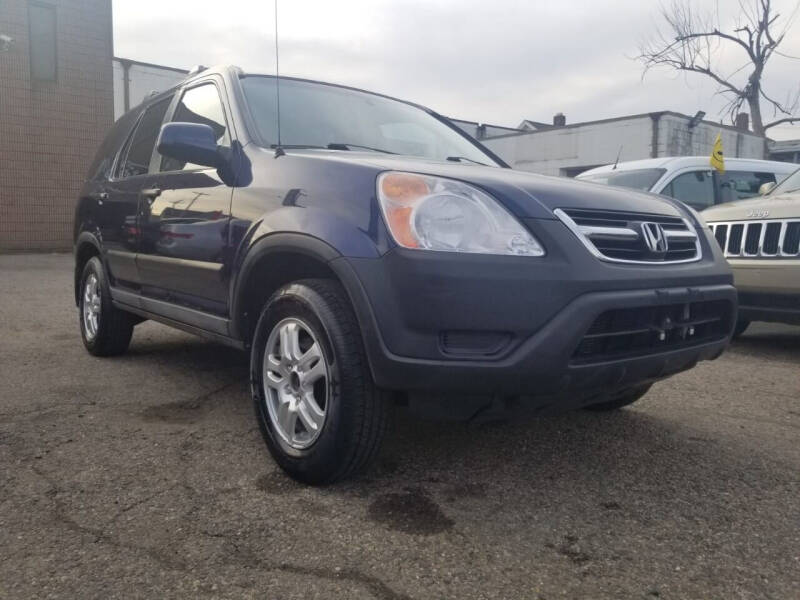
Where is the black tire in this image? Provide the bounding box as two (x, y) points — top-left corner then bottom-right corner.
(78, 256), (135, 356)
(250, 279), (388, 484)
(732, 318), (750, 339)
(583, 384), (652, 412)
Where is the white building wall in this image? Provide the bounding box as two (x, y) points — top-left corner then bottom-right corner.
(657, 114), (764, 159)
(449, 119), (523, 140)
(112, 60), (126, 121)
(112, 59), (188, 120)
(484, 113), (766, 176)
(484, 116), (654, 176)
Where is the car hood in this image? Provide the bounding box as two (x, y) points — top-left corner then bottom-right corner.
(702, 192), (800, 222)
(288, 150), (686, 220)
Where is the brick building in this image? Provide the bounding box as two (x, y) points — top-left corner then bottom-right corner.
(0, 0), (113, 251)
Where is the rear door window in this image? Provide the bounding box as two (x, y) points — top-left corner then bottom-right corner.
(718, 171), (777, 203)
(118, 98), (171, 179)
(662, 170), (715, 209)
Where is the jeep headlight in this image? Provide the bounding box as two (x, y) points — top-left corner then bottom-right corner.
(376, 172), (544, 256)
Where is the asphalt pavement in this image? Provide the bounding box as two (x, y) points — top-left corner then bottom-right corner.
(1, 253), (798, 599)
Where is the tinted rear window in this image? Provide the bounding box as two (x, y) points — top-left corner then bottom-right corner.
(119, 98), (171, 178)
(87, 111), (140, 182)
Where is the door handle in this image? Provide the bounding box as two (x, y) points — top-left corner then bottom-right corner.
(141, 188), (161, 203)
(89, 191), (108, 204)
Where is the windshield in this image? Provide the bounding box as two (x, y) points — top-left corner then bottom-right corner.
(240, 76), (499, 166)
(770, 167), (800, 195)
(579, 168), (666, 191)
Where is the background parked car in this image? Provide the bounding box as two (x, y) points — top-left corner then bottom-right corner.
(577, 157), (796, 211)
(703, 167), (800, 335)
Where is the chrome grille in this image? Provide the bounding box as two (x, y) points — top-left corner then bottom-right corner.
(707, 219), (800, 258)
(554, 208), (702, 264)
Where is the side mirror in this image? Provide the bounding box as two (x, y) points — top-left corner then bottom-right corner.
(157, 122), (223, 169)
(759, 181), (776, 196)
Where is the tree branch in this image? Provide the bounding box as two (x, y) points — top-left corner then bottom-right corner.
(680, 29), (755, 59)
(760, 87), (794, 116)
(635, 0), (800, 136)
(671, 63), (743, 96)
(764, 117), (800, 130)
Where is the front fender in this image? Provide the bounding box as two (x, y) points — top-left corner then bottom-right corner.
(228, 206), (383, 342)
(236, 206), (384, 261)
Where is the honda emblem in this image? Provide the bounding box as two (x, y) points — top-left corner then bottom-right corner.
(640, 222), (669, 254)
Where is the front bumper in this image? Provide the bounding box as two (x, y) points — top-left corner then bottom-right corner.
(331, 219), (736, 397)
(730, 258), (800, 325)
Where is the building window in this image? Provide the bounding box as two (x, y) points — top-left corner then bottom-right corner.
(28, 2), (57, 81)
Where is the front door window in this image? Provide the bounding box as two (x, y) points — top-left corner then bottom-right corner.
(662, 170), (715, 209)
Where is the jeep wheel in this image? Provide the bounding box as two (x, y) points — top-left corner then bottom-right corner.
(79, 257), (135, 356)
(583, 384), (652, 412)
(251, 279), (388, 484)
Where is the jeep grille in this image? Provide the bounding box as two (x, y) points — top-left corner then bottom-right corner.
(708, 220), (800, 258)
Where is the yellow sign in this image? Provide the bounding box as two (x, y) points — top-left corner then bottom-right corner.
(710, 133), (725, 173)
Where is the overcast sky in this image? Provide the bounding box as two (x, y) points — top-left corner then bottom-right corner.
(113, 0), (800, 140)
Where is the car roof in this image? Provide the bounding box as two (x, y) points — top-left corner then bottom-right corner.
(141, 65), (435, 115)
(579, 156), (797, 177)
(130, 64), (442, 130)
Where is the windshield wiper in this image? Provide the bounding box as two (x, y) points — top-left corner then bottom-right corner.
(270, 143), (326, 150)
(269, 143), (397, 155)
(446, 156), (490, 166)
(327, 143), (396, 154)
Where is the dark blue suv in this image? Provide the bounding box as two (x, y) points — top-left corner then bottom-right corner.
(74, 65), (736, 483)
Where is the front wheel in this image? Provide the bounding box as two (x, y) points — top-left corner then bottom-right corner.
(250, 279), (388, 484)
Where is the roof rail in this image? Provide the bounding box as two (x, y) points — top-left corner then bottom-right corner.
(187, 64), (208, 77)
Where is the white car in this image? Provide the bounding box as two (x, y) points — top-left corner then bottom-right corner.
(577, 157), (796, 211)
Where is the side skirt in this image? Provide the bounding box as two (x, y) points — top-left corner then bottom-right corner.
(110, 287), (246, 351)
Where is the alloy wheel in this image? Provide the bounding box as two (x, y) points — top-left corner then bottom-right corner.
(262, 317), (330, 449)
(82, 273), (101, 341)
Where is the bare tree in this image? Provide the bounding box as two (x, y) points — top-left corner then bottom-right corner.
(637, 0), (800, 136)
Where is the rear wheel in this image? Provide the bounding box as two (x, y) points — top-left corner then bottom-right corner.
(251, 279), (388, 484)
(583, 384), (652, 412)
(78, 257), (135, 356)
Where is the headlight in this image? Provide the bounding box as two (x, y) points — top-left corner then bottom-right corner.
(376, 172), (545, 256)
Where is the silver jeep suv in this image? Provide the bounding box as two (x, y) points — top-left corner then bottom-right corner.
(703, 167), (800, 335)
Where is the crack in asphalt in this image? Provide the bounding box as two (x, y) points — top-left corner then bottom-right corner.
(7, 427), (413, 599)
(25, 461), (189, 572)
(191, 527), (416, 600)
(0, 401), (101, 424)
(117, 485), (178, 515)
(275, 564), (414, 600)
(138, 378), (245, 424)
